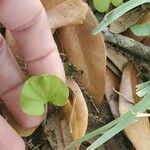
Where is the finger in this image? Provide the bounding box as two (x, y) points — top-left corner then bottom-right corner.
(0, 115), (25, 150)
(0, 0), (65, 81)
(0, 34), (43, 128)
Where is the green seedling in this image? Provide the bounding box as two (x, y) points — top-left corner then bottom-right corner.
(93, 0), (123, 13)
(20, 74), (69, 116)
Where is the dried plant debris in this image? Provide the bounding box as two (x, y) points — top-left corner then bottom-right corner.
(105, 67), (120, 118)
(106, 43), (129, 72)
(44, 107), (76, 150)
(63, 77), (88, 141)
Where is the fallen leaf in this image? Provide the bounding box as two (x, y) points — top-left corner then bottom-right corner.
(47, 0), (88, 29)
(63, 77), (88, 141)
(41, 0), (65, 10)
(106, 43), (129, 72)
(58, 8), (106, 105)
(105, 67), (120, 118)
(138, 10), (150, 23)
(119, 63), (150, 150)
(110, 8), (145, 33)
(107, 59), (121, 78)
(44, 107), (75, 150)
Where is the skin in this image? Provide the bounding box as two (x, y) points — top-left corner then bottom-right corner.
(0, 0), (65, 149)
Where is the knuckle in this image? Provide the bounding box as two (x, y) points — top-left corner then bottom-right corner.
(11, 9), (43, 32)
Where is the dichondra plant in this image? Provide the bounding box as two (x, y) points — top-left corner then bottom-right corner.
(93, 0), (123, 13)
(20, 74), (69, 116)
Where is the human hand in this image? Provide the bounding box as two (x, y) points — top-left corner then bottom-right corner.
(0, 0), (65, 149)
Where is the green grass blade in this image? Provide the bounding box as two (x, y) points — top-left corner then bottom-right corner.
(136, 85), (150, 97)
(93, 0), (150, 34)
(136, 80), (150, 90)
(86, 113), (136, 150)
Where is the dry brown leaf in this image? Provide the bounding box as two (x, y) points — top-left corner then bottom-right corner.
(119, 63), (150, 150)
(107, 60), (121, 78)
(47, 0), (88, 29)
(41, 0), (88, 29)
(106, 43), (129, 72)
(58, 9), (106, 105)
(63, 77), (88, 141)
(41, 0), (66, 10)
(125, 10), (150, 42)
(44, 107), (75, 150)
(110, 8), (145, 33)
(105, 67), (120, 118)
(138, 10), (150, 23)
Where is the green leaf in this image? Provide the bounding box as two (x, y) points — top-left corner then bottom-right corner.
(93, 0), (150, 34)
(130, 22), (150, 36)
(21, 74), (69, 115)
(93, 0), (111, 12)
(111, 0), (123, 7)
(21, 97), (45, 115)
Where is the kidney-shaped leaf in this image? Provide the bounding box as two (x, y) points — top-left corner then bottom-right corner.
(21, 98), (45, 115)
(111, 0), (123, 7)
(21, 74), (69, 115)
(93, 0), (111, 12)
(130, 22), (150, 36)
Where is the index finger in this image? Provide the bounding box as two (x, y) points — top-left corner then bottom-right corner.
(0, 0), (65, 127)
(0, 0), (65, 80)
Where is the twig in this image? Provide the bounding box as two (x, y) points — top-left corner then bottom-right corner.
(102, 28), (150, 61)
(113, 88), (135, 105)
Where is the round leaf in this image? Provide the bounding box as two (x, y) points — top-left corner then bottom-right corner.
(21, 96), (45, 115)
(130, 22), (150, 36)
(21, 74), (69, 115)
(93, 0), (111, 13)
(111, 0), (123, 7)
